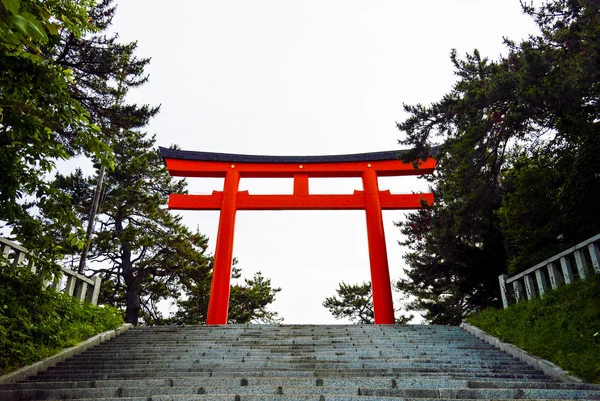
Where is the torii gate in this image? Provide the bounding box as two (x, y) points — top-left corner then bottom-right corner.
(160, 147), (436, 325)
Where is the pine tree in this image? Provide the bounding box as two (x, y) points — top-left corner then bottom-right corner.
(57, 132), (282, 325)
(174, 267), (282, 324)
(56, 132), (203, 324)
(324, 282), (413, 324)
(395, 0), (600, 323)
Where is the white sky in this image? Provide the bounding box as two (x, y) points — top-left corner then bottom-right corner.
(108, 0), (538, 324)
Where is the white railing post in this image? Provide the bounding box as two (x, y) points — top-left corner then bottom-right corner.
(588, 243), (600, 273)
(559, 257), (574, 284)
(28, 259), (36, 274)
(74, 280), (88, 302)
(86, 276), (102, 306)
(12, 250), (25, 267)
(574, 249), (587, 279)
(547, 262), (563, 289)
(535, 269), (548, 296)
(524, 275), (537, 300)
(499, 274), (511, 308)
(64, 275), (77, 296)
(513, 280), (524, 303)
(1, 242), (10, 259)
(49, 275), (62, 291)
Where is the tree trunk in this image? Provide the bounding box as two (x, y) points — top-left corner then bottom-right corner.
(118, 214), (139, 325)
(125, 282), (140, 325)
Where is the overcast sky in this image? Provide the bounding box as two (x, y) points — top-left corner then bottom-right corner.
(108, 0), (538, 324)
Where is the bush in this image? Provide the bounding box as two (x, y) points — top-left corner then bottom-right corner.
(0, 264), (124, 375)
(467, 273), (600, 383)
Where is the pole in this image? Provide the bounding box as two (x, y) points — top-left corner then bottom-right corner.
(362, 168), (395, 324)
(207, 169), (240, 324)
(78, 146), (109, 274)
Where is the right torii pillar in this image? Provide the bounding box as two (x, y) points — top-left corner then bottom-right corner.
(362, 168), (395, 323)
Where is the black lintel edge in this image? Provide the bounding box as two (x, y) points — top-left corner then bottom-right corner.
(158, 146), (438, 164)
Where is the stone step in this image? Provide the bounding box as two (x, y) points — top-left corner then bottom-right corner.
(2, 397), (593, 401)
(40, 361), (543, 373)
(27, 369), (552, 382)
(87, 344), (488, 351)
(56, 357), (525, 366)
(90, 335), (488, 340)
(81, 347), (502, 355)
(75, 338), (506, 346)
(47, 361), (533, 372)
(4, 385), (600, 400)
(3, 390), (600, 401)
(66, 348), (518, 356)
(4, 377), (598, 391)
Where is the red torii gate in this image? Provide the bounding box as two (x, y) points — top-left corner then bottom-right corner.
(160, 147), (436, 325)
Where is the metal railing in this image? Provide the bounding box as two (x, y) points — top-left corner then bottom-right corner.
(0, 237), (101, 306)
(499, 233), (600, 308)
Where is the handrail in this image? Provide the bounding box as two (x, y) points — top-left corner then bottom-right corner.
(499, 233), (600, 308)
(0, 238), (101, 305)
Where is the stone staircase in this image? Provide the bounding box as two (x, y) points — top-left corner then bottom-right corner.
(2, 324), (599, 400)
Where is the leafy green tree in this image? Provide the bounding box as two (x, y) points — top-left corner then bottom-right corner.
(395, 0), (600, 323)
(173, 267), (282, 325)
(57, 132), (281, 325)
(0, 0), (112, 264)
(324, 282), (412, 324)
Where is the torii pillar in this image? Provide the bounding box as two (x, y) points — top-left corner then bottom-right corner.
(160, 147), (437, 325)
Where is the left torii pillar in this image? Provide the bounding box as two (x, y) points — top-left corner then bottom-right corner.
(207, 169), (239, 324)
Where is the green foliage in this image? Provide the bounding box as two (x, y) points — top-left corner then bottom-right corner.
(0, 263), (123, 376)
(57, 132), (281, 326)
(324, 281), (412, 324)
(228, 271), (283, 324)
(0, 0), (113, 267)
(1, 0), (156, 272)
(56, 132), (209, 325)
(467, 274), (600, 383)
(173, 266), (283, 325)
(496, 147), (572, 275)
(49, 0), (159, 138)
(395, 0), (600, 323)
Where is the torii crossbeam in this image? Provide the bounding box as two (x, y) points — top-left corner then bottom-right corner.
(160, 147), (436, 325)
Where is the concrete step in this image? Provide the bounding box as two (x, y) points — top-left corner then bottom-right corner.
(25, 370), (554, 382)
(3, 396), (595, 401)
(5, 385), (600, 400)
(51, 357), (528, 369)
(38, 363), (544, 374)
(5, 377), (598, 391)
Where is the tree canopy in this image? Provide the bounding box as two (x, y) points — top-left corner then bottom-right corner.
(394, 0), (600, 324)
(0, 0), (157, 268)
(323, 281), (412, 324)
(0, 0), (112, 263)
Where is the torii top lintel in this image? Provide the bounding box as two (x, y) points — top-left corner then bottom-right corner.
(160, 147), (437, 211)
(159, 147), (437, 178)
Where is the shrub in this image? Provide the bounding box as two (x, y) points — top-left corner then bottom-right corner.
(0, 264), (123, 375)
